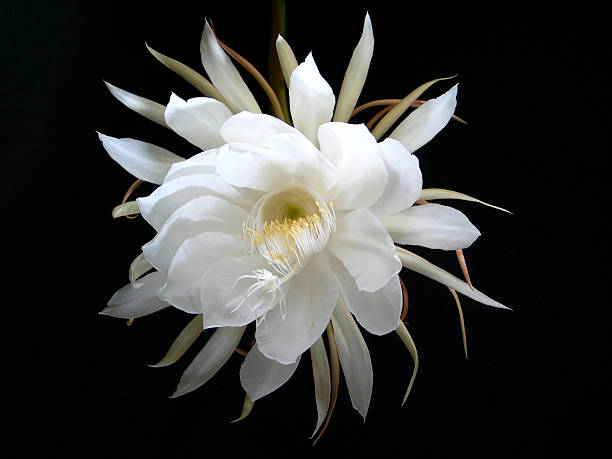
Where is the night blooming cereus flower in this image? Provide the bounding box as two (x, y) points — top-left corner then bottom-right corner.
(99, 14), (510, 441)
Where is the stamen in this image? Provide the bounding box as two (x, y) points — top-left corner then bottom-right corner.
(243, 188), (336, 276)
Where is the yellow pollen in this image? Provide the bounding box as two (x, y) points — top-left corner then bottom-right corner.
(243, 188), (336, 276)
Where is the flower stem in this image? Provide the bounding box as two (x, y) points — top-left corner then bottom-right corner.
(269, 0), (290, 122)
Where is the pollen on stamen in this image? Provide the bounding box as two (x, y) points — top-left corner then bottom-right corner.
(244, 210), (335, 276)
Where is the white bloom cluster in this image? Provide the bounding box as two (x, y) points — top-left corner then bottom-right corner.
(99, 14), (507, 437)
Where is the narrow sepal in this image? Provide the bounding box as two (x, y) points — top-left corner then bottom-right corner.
(309, 336), (331, 438)
(333, 13), (374, 122)
(396, 247), (509, 309)
(104, 81), (168, 127)
(149, 314), (203, 368)
(395, 321), (419, 405)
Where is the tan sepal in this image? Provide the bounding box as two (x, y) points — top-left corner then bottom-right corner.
(448, 288), (468, 359)
(231, 393), (254, 423)
(395, 321), (419, 405)
(371, 76), (456, 140)
(129, 252), (152, 287)
(275, 35), (298, 89)
(146, 43), (226, 103)
(419, 188), (512, 214)
(149, 314), (203, 368)
(309, 336), (331, 439)
(313, 322), (340, 446)
(112, 201), (139, 218)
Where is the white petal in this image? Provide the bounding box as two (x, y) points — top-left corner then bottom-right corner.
(331, 299), (373, 420)
(160, 232), (243, 313)
(200, 255), (281, 328)
(200, 22), (261, 114)
(317, 122), (387, 210)
(255, 253), (339, 364)
(333, 13), (374, 123)
(164, 93), (231, 150)
(240, 344), (300, 401)
(383, 203), (480, 250)
(217, 134), (339, 193)
(101, 271), (168, 319)
(327, 208), (401, 292)
(370, 138), (423, 219)
(104, 81), (167, 127)
(390, 84), (458, 153)
(172, 325), (246, 398)
(98, 133), (183, 184)
(289, 53), (335, 145)
(164, 150), (218, 182)
(216, 132), (338, 192)
(396, 247), (509, 309)
(260, 133), (339, 193)
(328, 254), (401, 335)
(215, 142), (294, 192)
(137, 174), (259, 231)
(142, 195), (247, 273)
(220, 112), (299, 145)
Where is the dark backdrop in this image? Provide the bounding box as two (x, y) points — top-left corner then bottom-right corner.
(2, 1), (604, 457)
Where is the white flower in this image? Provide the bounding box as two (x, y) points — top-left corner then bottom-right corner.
(99, 14), (508, 437)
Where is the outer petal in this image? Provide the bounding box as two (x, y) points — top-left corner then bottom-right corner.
(142, 195), (247, 273)
(317, 122), (387, 210)
(163, 150), (218, 182)
(101, 271), (168, 318)
(239, 344), (300, 401)
(199, 255), (283, 328)
(159, 232), (243, 313)
(172, 325), (246, 398)
(98, 133), (183, 184)
(328, 254), (402, 335)
(137, 174), (259, 231)
(333, 13), (374, 123)
(383, 203), (480, 250)
(327, 208), (402, 292)
(390, 84), (458, 153)
(200, 22), (261, 114)
(370, 138), (423, 219)
(255, 253), (339, 364)
(289, 53), (335, 145)
(164, 94), (231, 150)
(331, 299), (373, 420)
(220, 112), (299, 145)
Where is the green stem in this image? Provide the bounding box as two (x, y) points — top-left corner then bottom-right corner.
(269, 0), (290, 122)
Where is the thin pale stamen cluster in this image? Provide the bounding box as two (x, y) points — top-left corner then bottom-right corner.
(243, 200), (335, 276)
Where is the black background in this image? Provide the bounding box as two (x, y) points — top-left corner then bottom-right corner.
(2, 1), (605, 457)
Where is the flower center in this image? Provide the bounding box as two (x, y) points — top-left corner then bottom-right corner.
(243, 186), (335, 276)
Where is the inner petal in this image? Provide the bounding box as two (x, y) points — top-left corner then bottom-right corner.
(243, 185), (336, 276)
